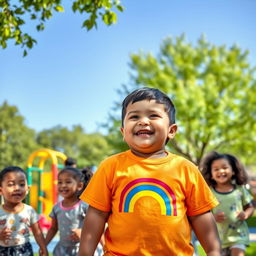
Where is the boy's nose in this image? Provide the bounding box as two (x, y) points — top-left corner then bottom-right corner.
(138, 117), (150, 125)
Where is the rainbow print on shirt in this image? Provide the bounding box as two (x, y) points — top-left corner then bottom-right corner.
(119, 178), (177, 216)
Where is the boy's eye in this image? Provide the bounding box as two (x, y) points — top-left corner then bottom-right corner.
(129, 115), (139, 120)
(150, 114), (160, 118)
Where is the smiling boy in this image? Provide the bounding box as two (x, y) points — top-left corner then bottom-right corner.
(79, 87), (221, 256)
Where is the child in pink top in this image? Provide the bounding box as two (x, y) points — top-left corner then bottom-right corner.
(45, 167), (92, 256)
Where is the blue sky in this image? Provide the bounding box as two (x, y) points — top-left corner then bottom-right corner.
(1, 0), (256, 134)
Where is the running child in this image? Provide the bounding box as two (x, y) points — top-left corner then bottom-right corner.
(201, 151), (254, 256)
(79, 87), (221, 256)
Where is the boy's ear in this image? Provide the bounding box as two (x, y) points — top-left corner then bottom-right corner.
(168, 124), (178, 140)
(120, 127), (124, 136)
(120, 127), (125, 141)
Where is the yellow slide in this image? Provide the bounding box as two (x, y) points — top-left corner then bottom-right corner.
(26, 149), (67, 230)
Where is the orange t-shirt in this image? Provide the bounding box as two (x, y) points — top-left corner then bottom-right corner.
(80, 150), (218, 256)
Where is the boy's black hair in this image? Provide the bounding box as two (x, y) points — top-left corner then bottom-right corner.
(121, 87), (176, 127)
(200, 151), (248, 186)
(64, 157), (77, 167)
(58, 167), (93, 198)
(0, 166), (27, 185)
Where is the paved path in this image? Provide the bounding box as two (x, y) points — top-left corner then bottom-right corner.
(250, 233), (256, 242)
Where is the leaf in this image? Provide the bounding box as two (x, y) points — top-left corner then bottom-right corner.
(1, 40), (7, 49)
(23, 49), (27, 57)
(102, 11), (117, 25)
(117, 5), (124, 12)
(31, 14), (37, 20)
(82, 19), (94, 30)
(4, 28), (10, 37)
(54, 5), (64, 12)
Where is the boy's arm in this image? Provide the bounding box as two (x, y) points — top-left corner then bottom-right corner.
(79, 206), (109, 256)
(188, 211), (221, 256)
(31, 222), (48, 256)
(45, 218), (58, 245)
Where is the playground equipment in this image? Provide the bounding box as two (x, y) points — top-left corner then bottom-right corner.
(26, 149), (67, 227)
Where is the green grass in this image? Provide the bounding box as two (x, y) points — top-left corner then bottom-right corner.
(34, 244), (256, 256)
(34, 254), (52, 256)
(247, 215), (256, 228)
(198, 242), (256, 256)
(197, 214), (256, 255)
(35, 216), (256, 256)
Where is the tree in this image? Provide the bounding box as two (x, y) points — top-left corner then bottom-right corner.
(0, 101), (38, 169)
(36, 125), (84, 156)
(0, 0), (124, 56)
(106, 34), (256, 166)
(78, 132), (112, 167)
(36, 125), (111, 167)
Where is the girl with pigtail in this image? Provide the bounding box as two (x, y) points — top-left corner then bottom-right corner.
(45, 167), (92, 256)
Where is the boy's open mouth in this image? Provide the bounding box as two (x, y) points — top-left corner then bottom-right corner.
(135, 130), (153, 135)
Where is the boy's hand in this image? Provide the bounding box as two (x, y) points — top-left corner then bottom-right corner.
(214, 211), (226, 223)
(69, 228), (81, 242)
(0, 227), (12, 241)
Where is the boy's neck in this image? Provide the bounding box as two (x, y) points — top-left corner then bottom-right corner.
(131, 149), (168, 159)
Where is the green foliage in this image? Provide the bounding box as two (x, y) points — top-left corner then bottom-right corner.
(106, 34), (256, 165)
(246, 242), (256, 255)
(0, 101), (113, 170)
(0, 101), (38, 169)
(36, 125), (84, 156)
(36, 125), (111, 168)
(79, 132), (112, 167)
(0, 0), (124, 55)
(246, 215), (256, 228)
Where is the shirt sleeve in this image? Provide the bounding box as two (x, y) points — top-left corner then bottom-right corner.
(80, 201), (89, 218)
(29, 206), (40, 225)
(184, 162), (219, 216)
(49, 204), (57, 219)
(241, 185), (253, 206)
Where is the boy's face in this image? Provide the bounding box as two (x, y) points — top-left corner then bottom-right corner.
(120, 99), (177, 157)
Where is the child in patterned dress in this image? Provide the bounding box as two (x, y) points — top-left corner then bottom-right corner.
(0, 166), (48, 256)
(201, 151), (254, 256)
